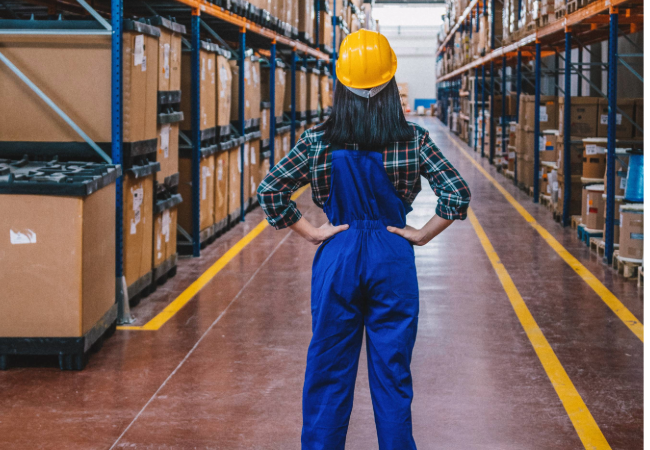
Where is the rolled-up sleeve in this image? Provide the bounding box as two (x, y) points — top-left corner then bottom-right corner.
(257, 135), (311, 229)
(419, 130), (471, 220)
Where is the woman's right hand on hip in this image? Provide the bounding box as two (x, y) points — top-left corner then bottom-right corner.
(290, 217), (349, 245)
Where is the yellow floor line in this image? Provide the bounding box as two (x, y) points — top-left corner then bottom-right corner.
(118, 185), (310, 331)
(468, 207), (612, 449)
(447, 133), (643, 343)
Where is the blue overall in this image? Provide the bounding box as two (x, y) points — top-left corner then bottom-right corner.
(302, 150), (419, 450)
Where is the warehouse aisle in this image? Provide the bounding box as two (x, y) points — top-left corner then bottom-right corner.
(0, 117), (642, 450)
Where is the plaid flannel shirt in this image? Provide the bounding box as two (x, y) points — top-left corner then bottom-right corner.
(257, 122), (471, 229)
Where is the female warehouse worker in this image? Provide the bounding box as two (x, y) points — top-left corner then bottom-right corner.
(257, 30), (470, 449)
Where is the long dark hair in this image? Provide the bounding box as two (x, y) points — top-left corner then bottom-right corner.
(318, 77), (414, 148)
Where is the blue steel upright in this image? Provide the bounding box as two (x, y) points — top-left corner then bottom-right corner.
(239, 29), (246, 222)
(562, 31), (572, 227)
(111, 0), (123, 279)
(290, 49), (297, 148)
(489, 60), (495, 163)
(331, 1), (337, 82)
(474, 68), (479, 152)
(516, 50), (522, 120)
(501, 55), (506, 167)
(533, 41), (541, 203)
(270, 41), (277, 167)
(191, 12), (201, 257)
(481, 63), (485, 158)
(604, 10), (618, 263)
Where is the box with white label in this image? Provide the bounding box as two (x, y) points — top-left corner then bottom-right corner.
(214, 150), (230, 227)
(581, 137), (607, 179)
(178, 154), (215, 234)
(180, 42), (218, 132)
(153, 194), (180, 277)
(597, 98), (635, 139)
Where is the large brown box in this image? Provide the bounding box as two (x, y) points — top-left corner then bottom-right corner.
(525, 96), (558, 130)
(0, 22), (158, 147)
(286, 66), (308, 113)
(123, 25), (160, 144)
(540, 130), (559, 163)
(180, 44), (217, 131)
(597, 98), (635, 139)
(556, 136), (583, 176)
(156, 122), (180, 185)
(231, 55), (262, 122)
(261, 107), (271, 141)
(602, 195), (623, 244)
(153, 206), (178, 269)
(307, 69), (320, 113)
(0, 186), (115, 338)
(178, 155), (215, 233)
(123, 172), (154, 290)
(299, 0), (315, 42)
(558, 97), (599, 137)
(228, 146), (248, 220)
(318, 12), (334, 50)
(604, 150), (629, 197)
(214, 150), (229, 226)
(581, 138), (607, 179)
(261, 62), (287, 120)
(556, 174), (583, 217)
(216, 53), (233, 127)
(153, 17), (185, 92)
(619, 204), (643, 260)
(581, 184), (605, 230)
(249, 139), (266, 200)
(320, 71), (332, 111)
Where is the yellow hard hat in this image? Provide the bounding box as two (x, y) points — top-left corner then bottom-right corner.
(336, 29), (397, 90)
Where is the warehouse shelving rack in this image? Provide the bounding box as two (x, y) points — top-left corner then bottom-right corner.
(0, 0), (343, 323)
(435, 0), (643, 264)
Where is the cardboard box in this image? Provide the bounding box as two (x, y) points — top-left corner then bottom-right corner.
(123, 25), (160, 143)
(261, 107), (271, 141)
(249, 139), (266, 201)
(178, 155), (215, 233)
(231, 55), (262, 122)
(152, 17), (185, 92)
(541, 130), (559, 163)
(558, 97), (599, 137)
(320, 71), (332, 111)
(581, 183), (605, 230)
(261, 62), (287, 120)
(0, 185), (115, 337)
(0, 24), (158, 147)
(282, 132), (291, 156)
(604, 150), (629, 197)
(597, 98), (635, 139)
(525, 96), (558, 130)
(156, 122), (179, 184)
(318, 11), (333, 49)
(582, 138), (607, 179)
(619, 204), (643, 260)
(216, 53), (233, 127)
(153, 206), (178, 268)
(556, 174), (583, 217)
(298, 0), (314, 42)
(602, 195), (623, 244)
(307, 69), (320, 113)
(180, 44), (217, 132)
(123, 172), (154, 288)
(227, 146), (245, 219)
(285, 66), (308, 113)
(557, 136), (583, 176)
(214, 150), (229, 226)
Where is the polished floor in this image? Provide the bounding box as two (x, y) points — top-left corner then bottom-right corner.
(0, 117), (643, 449)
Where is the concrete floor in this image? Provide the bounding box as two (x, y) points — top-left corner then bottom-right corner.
(0, 117), (642, 449)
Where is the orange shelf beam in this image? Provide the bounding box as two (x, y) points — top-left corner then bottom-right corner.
(436, 0), (480, 57)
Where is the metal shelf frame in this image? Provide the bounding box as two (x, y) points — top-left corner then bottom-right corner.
(437, 0), (643, 267)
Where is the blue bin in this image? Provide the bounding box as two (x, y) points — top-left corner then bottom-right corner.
(624, 151), (644, 202)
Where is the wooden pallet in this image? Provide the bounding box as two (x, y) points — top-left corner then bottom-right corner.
(540, 194), (552, 209)
(504, 169), (515, 181)
(638, 266), (644, 288)
(570, 215), (582, 229)
(589, 238), (619, 259)
(612, 250), (643, 279)
(577, 223), (603, 245)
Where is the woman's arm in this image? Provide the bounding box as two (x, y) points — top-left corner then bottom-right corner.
(387, 127), (470, 245)
(290, 217), (349, 245)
